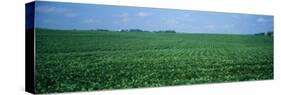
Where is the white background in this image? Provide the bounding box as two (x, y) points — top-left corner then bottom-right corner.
(0, 0), (280, 95)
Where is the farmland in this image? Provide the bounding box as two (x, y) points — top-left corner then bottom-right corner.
(35, 28), (273, 93)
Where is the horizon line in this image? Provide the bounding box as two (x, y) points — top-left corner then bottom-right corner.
(34, 27), (274, 35)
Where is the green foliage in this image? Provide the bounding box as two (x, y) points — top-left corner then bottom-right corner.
(35, 28), (273, 93)
(254, 31), (274, 36)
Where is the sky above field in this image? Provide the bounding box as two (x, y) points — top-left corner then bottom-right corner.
(34, 1), (273, 34)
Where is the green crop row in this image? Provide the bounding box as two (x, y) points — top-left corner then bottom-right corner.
(35, 28), (273, 93)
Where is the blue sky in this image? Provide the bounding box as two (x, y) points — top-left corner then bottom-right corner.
(34, 1), (273, 34)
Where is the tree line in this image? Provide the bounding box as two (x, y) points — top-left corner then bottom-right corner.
(254, 31), (273, 36)
(121, 29), (176, 33)
(91, 29), (176, 33)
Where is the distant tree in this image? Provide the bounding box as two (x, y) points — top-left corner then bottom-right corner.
(267, 31), (273, 36)
(120, 29), (129, 32)
(96, 29), (109, 32)
(154, 30), (176, 33)
(254, 31), (273, 36)
(129, 29), (143, 32)
(120, 29), (150, 32)
(165, 30), (176, 33)
(254, 32), (265, 36)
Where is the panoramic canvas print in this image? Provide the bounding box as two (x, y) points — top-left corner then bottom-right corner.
(26, 1), (274, 94)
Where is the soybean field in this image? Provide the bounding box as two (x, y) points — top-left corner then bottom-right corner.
(35, 28), (273, 93)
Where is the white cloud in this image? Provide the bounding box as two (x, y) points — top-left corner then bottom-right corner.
(257, 18), (267, 23)
(122, 18), (129, 22)
(64, 13), (78, 18)
(118, 13), (129, 17)
(36, 5), (79, 18)
(223, 24), (234, 28)
(36, 5), (68, 13)
(165, 19), (178, 24)
(116, 13), (130, 23)
(206, 25), (216, 29)
(82, 19), (95, 24)
(183, 13), (190, 17)
(231, 14), (240, 19)
(137, 12), (150, 17)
